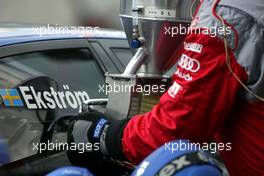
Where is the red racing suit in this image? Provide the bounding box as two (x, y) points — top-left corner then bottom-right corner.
(119, 0), (264, 175)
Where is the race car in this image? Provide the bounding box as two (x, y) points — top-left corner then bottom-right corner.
(0, 23), (135, 175)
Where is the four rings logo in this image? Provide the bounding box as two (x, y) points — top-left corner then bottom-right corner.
(178, 54), (200, 73)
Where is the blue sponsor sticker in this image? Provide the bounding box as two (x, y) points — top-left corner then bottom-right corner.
(93, 118), (108, 139)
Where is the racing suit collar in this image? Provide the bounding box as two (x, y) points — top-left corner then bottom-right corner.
(219, 0), (264, 26)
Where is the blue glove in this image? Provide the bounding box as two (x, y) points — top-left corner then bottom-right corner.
(132, 140), (222, 176)
(47, 166), (94, 176)
(0, 139), (10, 165)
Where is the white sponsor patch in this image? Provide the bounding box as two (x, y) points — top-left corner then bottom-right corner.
(175, 69), (193, 81)
(190, 16), (200, 27)
(19, 85), (90, 109)
(184, 42), (203, 54)
(178, 54), (201, 73)
(168, 82), (183, 98)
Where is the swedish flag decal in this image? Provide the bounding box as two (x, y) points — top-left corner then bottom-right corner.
(0, 89), (24, 107)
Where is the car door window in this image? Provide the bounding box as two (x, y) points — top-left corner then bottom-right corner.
(0, 48), (105, 162)
(111, 48), (133, 68)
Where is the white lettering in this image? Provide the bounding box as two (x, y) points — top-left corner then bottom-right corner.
(19, 86), (37, 109)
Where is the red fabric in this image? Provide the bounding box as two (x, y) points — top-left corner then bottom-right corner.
(216, 101), (264, 176)
(121, 32), (264, 175)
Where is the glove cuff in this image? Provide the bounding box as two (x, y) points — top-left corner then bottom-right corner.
(105, 119), (130, 161)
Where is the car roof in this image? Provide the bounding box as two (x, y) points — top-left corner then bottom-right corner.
(0, 23), (127, 47)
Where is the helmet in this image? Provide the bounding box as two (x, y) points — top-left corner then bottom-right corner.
(132, 140), (222, 176)
(47, 166), (94, 176)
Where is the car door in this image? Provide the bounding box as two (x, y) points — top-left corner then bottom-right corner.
(0, 38), (126, 163)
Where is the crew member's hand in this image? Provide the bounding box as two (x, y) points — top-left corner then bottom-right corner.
(67, 112), (129, 168)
